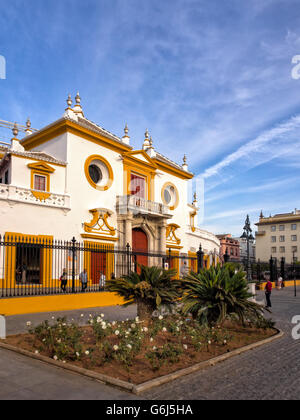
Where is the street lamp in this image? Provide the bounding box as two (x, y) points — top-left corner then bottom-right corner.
(240, 215), (254, 282)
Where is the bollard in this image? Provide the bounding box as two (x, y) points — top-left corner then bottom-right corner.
(0, 315), (6, 339)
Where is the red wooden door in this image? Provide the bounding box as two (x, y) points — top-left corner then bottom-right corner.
(91, 251), (106, 284)
(132, 228), (148, 270)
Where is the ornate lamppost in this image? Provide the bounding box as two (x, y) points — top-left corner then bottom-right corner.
(240, 215), (254, 282)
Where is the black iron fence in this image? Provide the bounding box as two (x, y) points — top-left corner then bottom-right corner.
(0, 235), (199, 298)
(223, 256), (300, 285)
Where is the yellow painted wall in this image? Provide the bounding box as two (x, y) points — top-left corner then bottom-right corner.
(259, 280), (300, 290)
(0, 292), (125, 316)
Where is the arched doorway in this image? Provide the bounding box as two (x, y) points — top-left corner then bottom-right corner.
(132, 228), (148, 271)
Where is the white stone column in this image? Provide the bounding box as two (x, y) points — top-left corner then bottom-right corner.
(0, 315), (6, 339)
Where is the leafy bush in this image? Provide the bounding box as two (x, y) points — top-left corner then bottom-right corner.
(179, 265), (265, 326)
(105, 265), (179, 320)
(29, 317), (83, 361)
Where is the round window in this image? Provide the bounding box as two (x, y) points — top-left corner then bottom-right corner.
(84, 155), (114, 191)
(161, 183), (179, 210)
(88, 164), (103, 184)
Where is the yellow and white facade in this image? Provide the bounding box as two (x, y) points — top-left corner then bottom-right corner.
(0, 94), (220, 312)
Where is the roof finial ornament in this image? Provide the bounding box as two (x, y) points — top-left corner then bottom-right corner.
(66, 94), (73, 108)
(149, 136), (153, 148)
(182, 154), (188, 171)
(12, 122), (19, 138)
(73, 91), (84, 117)
(75, 92), (81, 104)
(122, 123), (130, 145)
(260, 210), (264, 219)
(25, 118), (33, 136)
(143, 128), (150, 150)
(124, 123), (129, 136)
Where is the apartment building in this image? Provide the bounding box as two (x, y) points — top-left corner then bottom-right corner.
(255, 210), (300, 263)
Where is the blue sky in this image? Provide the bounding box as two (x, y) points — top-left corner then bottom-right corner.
(1, 0), (300, 236)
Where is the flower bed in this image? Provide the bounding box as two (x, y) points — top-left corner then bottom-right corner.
(3, 313), (276, 385)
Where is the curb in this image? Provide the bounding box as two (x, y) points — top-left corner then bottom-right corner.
(0, 328), (284, 395)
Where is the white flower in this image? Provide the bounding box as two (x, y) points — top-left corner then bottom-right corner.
(53, 355), (58, 361)
(100, 313), (105, 318)
(127, 344), (132, 349)
(80, 314), (84, 318)
(112, 321), (116, 326)
(89, 314), (92, 318)
(223, 340), (227, 345)
(152, 346), (157, 350)
(135, 316), (139, 322)
(128, 328), (132, 332)
(115, 330), (120, 336)
(102, 325), (107, 330)
(208, 340), (211, 345)
(42, 338), (46, 342)
(143, 327), (148, 332)
(97, 317), (101, 323)
(57, 339), (62, 343)
(131, 323), (136, 329)
(158, 315), (163, 320)
(35, 350), (39, 354)
(113, 345), (119, 351)
(150, 337), (154, 342)
(162, 327), (167, 332)
(183, 344), (188, 350)
(51, 316), (55, 320)
(85, 350), (90, 355)
(176, 327), (180, 331)
(26, 321), (31, 326)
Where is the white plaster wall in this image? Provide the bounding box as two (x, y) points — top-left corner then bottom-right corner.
(30, 133), (68, 162)
(10, 155), (66, 194)
(64, 132), (124, 238)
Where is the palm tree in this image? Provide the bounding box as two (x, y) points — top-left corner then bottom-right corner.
(105, 265), (179, 320)
(179, 265), (265, 326)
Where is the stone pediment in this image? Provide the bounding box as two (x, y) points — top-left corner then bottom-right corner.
(27, 162), (55, 173)
(122, 150), (158, 170)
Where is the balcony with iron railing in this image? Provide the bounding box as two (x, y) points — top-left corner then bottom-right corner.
(116, 195), (170, 218)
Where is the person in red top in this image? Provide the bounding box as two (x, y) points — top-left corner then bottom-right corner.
(265, 279), (273, 310)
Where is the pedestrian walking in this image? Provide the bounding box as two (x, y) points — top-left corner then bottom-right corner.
(99, 271), (106, 291)
(277, 276), (283, 290)
(79, 268), (88, 292)
(265, 279), (272, 310)
(60, 269), (68, 292)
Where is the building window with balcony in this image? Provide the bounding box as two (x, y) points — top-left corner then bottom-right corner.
(34, 174), (46, 191)
(271, 236), (276, 242)
(291, 235), (297, 242)
(279, 235), (285, 242)
(130, 173), (146, 199)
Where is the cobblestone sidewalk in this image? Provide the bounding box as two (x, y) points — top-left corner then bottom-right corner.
(0, 288), (299, 400)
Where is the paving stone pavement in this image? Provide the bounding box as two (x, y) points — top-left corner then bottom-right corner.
(142, 288), (300, 400)
(0, 288), (299, 400)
